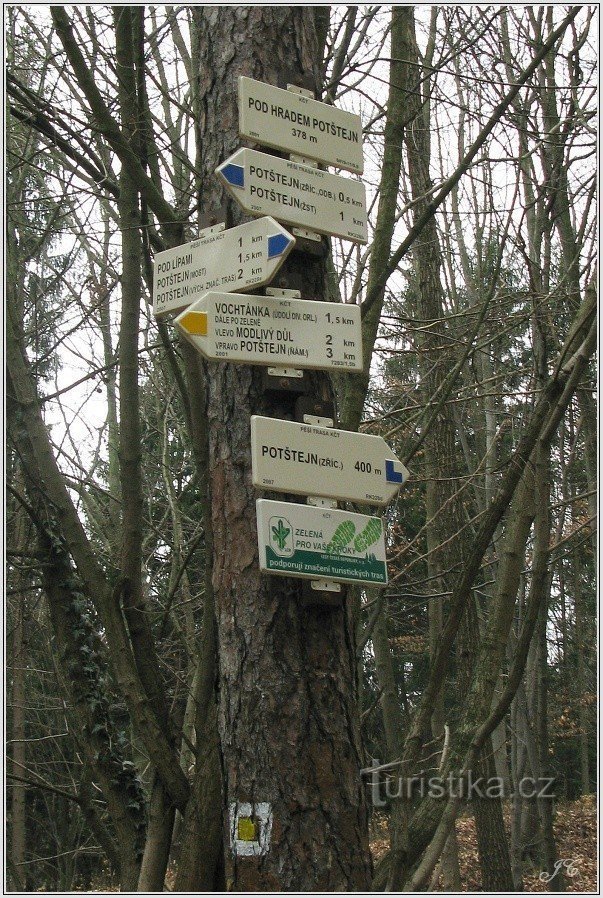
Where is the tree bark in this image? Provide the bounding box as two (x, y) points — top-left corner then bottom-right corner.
(194, 7), (371, 889)
(9, 490), (28, 889)
(137, 774), (175, 892)
(574, 550), (591, 795)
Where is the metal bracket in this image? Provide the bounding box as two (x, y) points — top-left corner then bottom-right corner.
(290, 155), (318, 168)
(263, 289), (303, 378)
(261, 368), (308, 395)
(307, 496), (337, 509)
(295, 396), (336, 425)
(292, 227), (322, 242)
(287, 84), (314, 99)
(303, 414), (337, 509)
(311, 579), (341, 593)
(266, 367), (304, 379)
(198, 221), (225, 240)
(198, 203), (229, 231)
(301, 579), (343, 608)
(302, 414), (334, 428)
(265, 287), (301, 299)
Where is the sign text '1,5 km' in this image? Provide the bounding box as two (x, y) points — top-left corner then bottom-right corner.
(251, 416), (410, 506)
(238, 76), (364, 175)
(175, 291), (363, 370)
(152, 217), (295, 317)
(216, 148), (368, 244)
(256, 499), (388, 587)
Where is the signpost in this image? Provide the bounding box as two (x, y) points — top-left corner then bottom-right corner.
(152, 217), (295, 317)
(256, 499), (388, 586)
(251, 416), (409, 506)
(175, 291), (362, 370)
(215, 148), (368, 244)
(238, 76), (364, 175)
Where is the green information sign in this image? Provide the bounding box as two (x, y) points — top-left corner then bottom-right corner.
(256, 499), (388, 587)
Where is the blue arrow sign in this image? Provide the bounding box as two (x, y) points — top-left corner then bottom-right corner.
(221, 163), (245, 188)
(385, 460), (406, 485)
(267, 232), (292, 258)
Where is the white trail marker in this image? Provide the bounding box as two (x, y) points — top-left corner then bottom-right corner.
(152, 217), (295, 317)
(215, 148), (367, 244)
(175, 291), (362, 370)
(256, 499), (388, 586)
(251, 416), (409, 506)
(238, 76), (364, 174)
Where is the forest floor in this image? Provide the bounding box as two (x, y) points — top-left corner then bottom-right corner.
(370, 794), (597, 892)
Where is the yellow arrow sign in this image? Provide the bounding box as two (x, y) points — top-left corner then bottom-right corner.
(178, 311), (208, 336)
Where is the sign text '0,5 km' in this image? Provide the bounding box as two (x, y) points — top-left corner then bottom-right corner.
(152, 217), (295, 317)
(256, 500), (388, 587)
(175, 291), (363, 370)
(215, 148), (368, 244)
(238, 76), (364, 175)
(251, 416), (410, 506)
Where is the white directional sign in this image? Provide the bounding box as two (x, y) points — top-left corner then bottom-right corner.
(175, 291), (362, 371)
(215, 148), (368, 244)
(256, 499), (388, 586)
(152, 217), (295, 317)
(251, 416), (409, 506)
(175, 291), (362, 370)
(239, 76), (364, 175)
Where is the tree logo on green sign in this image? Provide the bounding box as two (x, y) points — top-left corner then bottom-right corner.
(269, 516), (294, 557)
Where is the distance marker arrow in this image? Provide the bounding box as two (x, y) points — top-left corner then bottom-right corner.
(174, 291), (363, 371)
(251, 416), (409, 506)
(215, 148), (368, 244)
(152, 217), (295, 317)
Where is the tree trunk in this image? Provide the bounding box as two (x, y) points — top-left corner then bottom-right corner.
(371, 597), (411, 890)
(472, 747), (514, 890)
(401, 9), (512, 890)
(9, 496), (27, 889)
(574, 551), (591, 795)
(533, 447), (563, 889)
(137, 776), (175, 892)
(174, 579), (224, 891)
(458, 597), (513, 891)
(174, 700), (224, 891)
(510, 682), (525, 890)
(195, 7), (371, 889)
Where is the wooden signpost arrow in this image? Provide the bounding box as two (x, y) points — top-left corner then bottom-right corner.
(251, 416), (409, 506)
(215, 148), (368, 244)
(175, 291), (362, 370)
(152, 217), (295, 317)
(238, 76), (364, 174)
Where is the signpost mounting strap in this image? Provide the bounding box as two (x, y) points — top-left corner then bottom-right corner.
(198, 221), (225, 240)
(265, 288), (300, 299)
(292, 227), (322, 243)
(266, 367), (304, 379)
(298, 403), (341, 599)
(287, 84), (314, 99)
(301, 579), (343, 608)
(287, 145), (322, 240)
(307, 496), (337, 509)
(302, 414), (334, 428)
(262, 288), (303, 379)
